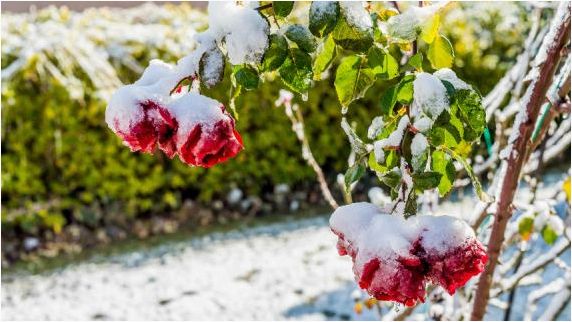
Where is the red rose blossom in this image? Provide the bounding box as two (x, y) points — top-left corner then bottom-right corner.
(168, 93), (243, 168)
(329, 203), (488, 306)
(107, 97), (174, 154)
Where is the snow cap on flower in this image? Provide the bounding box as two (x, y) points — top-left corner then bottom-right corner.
(329, 202), (488, 306)
(168, 93), (243, 168)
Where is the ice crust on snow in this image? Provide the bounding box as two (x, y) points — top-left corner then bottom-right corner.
(412, 72), (449, 119)
(339, 2), (373, 30)
(433, 68), (471, 90)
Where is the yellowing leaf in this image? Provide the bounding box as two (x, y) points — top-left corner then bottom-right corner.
(428, 34), (454, 69)
(421, 13), (440, 44)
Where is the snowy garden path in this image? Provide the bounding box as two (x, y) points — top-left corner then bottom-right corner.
(2, 175), (570, 320)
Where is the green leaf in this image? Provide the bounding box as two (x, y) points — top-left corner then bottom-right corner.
(309, 1), (340, 38)
(408, 52), (424, 71)
(380, 167), (401, 190)
(313, 35), (337, 79)
(420, 13), (440, 44)
(441, 80), (456, 98)
(334, 55), (375, 108)
(413, 172), (442, 191)
(278, 49), (313, 94)
(431, 150), (455, 197)
(367, 47), (399, 79)
(396, 75), (415, 104)
(439, 146), (492, 202)
(199, 47), (225, 88)
(542, 225), (558, 245)
(380, 85), (398, 116)
(453, 89), (486, 142)
(332, 6), (373, 52)
(273, 1), (294, 17)
(232, 65), (259, 90)
(285, 24), (317, 53)
(261, 34), (288, 72)
(404, 192), (417, 218)
(518, 216), (534, 240)
(345, 162), (365, 190)
(427, 34), (454, 69)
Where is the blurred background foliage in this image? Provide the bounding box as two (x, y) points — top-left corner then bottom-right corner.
(1, 2), (530, 240)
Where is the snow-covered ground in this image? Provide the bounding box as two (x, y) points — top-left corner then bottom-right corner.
(2, 176), (570, 320)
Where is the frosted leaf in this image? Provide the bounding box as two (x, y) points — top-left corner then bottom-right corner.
(384, 4), (442, 42)
(206, 2), (269, 65)
(413, 116), (433, 133)
(367, 116), (384, 140)
(341, 117), (367, 155)
(373, 115), (410, 155)
(412, 72), (449, 119)
(433, 68), (471, 90)
(199, 46), (225, 88)
(373, 141), (386, 163)
(411, 133), (428, 157)
(339, 2), (373, 31)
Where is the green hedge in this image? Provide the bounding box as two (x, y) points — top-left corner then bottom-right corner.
(1, 3), (528, 235)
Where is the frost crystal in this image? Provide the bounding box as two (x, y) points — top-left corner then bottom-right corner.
(412, 72), (449, 119)
(329, 202), (488, 306)
(433, 68), (471, 90)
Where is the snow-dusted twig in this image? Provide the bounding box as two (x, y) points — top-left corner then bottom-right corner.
(471, 3), (571, 319)
(537, 280), (571, 321)
(275, 90), (339, 209)
(523, 274), (569, 320)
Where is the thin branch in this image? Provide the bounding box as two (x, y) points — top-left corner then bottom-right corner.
(254, 3), (272, 11)
(276, 94), (339, 210)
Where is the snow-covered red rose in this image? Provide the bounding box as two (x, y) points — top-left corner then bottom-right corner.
(168, 94), (243, 168)
(330, 202), (487, 306)
(105, 60), (243, 168)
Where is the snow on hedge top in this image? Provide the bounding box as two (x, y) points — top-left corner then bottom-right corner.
(412, 72), (449, 119)
(434, 68), (471, 90)
(205, 1), (269, 65)
(339, 1), (373, 30)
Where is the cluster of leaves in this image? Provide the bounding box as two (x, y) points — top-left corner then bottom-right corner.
(138, 1), (488, 217)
